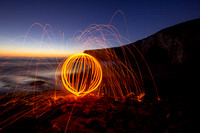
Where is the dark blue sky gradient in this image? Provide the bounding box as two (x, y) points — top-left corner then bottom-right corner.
(0, 0), (199, 56)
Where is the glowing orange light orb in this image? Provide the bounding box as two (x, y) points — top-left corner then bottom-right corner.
(61, 53), (102, 96)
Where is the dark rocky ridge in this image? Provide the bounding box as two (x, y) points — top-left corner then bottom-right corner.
(84, 18), (200, 64)
(84, 18), (200, 99)
(129, 18), (200, 64)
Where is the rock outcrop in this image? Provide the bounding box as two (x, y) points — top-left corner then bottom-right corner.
(84, 18), (200, 99)
(85, 18), (200, 64)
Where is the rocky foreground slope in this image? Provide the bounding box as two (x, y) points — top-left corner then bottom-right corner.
(0, 92), (193, 133)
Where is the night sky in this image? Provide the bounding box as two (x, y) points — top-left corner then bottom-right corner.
(0, 0), (199, 57)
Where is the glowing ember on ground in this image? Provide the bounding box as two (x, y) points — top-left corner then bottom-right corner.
(61, 53), (102, 96)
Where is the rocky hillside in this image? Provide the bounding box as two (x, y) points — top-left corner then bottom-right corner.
(85, 18), (200, 64)
(129, 18), (200, 64)
(84, 18), (200, 99)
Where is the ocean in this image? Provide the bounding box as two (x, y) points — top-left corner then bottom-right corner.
(0, 57), (65, 94)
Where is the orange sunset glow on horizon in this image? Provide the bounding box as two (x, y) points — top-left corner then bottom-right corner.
(0, 51), (76, 57)
(0, 46), (81, 57)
